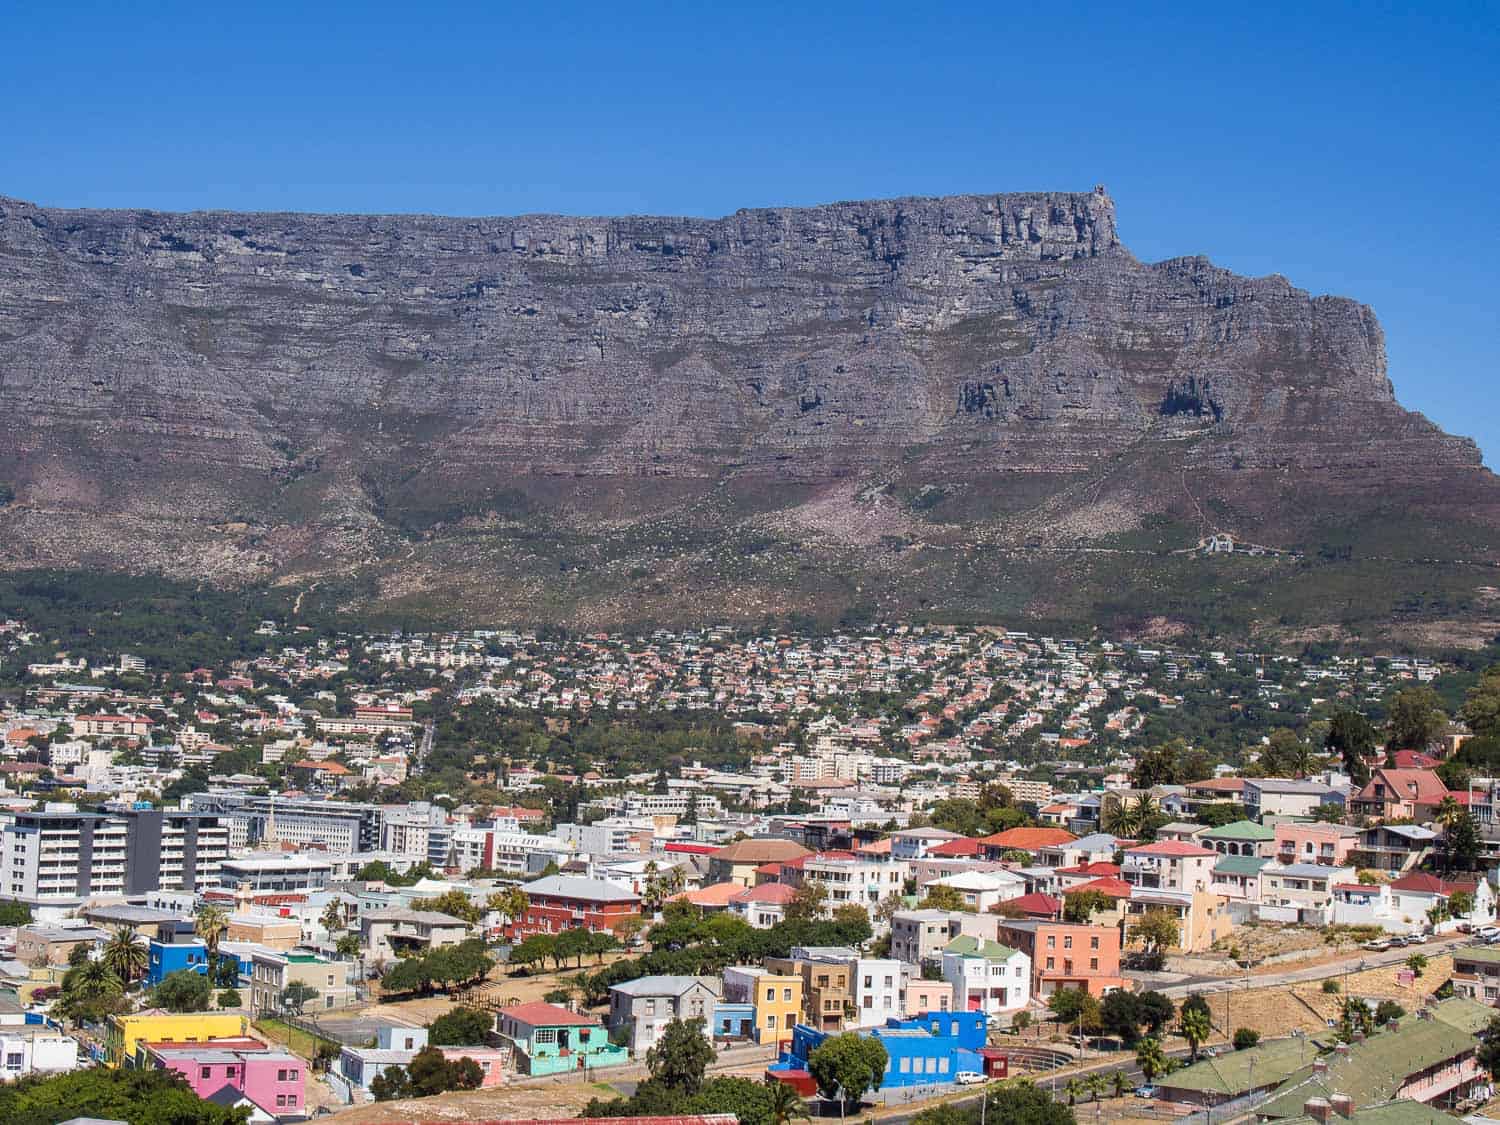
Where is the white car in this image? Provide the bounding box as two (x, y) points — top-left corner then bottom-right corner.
(955, 1071), (987, 1085)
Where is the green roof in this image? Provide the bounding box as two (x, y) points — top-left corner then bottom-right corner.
(1158, 1036), (1311, 1095)
(942, 934), (1022, 961)
(1214, 855), (1272, 875)
(1257, 1019), (1477, 1119)
(1427, 994), (1495, 1035)
(1274, 1099), (1453, 1125)
(1203, 820), (1275, 841)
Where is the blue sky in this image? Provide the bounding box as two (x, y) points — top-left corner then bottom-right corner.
(4, 0), (1496, 463)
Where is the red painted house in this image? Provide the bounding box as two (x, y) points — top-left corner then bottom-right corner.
(511, 874), (642, 938)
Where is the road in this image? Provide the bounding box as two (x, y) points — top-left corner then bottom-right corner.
(1153, 933), (1475, 999)
(415, 719), (435, 773)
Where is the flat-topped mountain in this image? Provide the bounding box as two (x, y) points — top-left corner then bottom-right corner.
(1, 188), (1494, 643)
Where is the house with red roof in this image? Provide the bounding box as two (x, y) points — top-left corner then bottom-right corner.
(1389, 871), (1495, 928)
(999, 892), (1061, 920)
(927, 837), (983, 859)
(730, 882), (798, 929)
(494, 1002), (627, 1076)
(1350, 768), (1450, 822)
(1121, 840), (1217, 894)
(978, 827), (1076, 861)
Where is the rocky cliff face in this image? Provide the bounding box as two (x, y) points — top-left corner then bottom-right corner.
(0, 188), (1493, 639)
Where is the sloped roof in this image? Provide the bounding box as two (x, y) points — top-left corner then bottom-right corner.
(1213, 855), (1271, 876)
(927, 838), (983, 857)
(1203, 820), (1275, 841)
(710, 839), (812, 864)
(499, 1001), (600, 1028)
(1158, 1035), (1311, 1095)
(522, 875), (639, 902)
(942, 934), (1024, 961)
(734, 882), (797, 904)
(611, 975), (721, 998)
(1127, 840), (1216, 858)
(978, 827), (1076, 850)
(1004, 892), (1061, 917)
(1066, 876), (1132, 899)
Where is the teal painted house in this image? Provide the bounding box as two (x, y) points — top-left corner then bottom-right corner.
(495, 1001), (628, 1076)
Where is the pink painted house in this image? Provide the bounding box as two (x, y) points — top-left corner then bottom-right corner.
(143, 1040), (305, 1118)
(438, 1045), (511, 1087)
(1272, 823), (1362, 867)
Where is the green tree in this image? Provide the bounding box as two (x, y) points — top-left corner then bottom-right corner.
(320, 900), (345, 936)
(193, 904), (229, 963)
(1128, 911), (1179, 967)
(1326, 710), (1376, 787)
(371, 1064), (411, 1101)
(408, 1045), (482, 1095)
(1180, 1006), (1211, 1062)
(807, 1032), (889, 1107)
(1137, 991), (1175, 1036)
(0, 1066), (249, 1125)
(785, 881), (829, 922)
(150, 969), (211, 1013)
(102, 928), (148, 986)
(1405, 954), (1428, 977)
(646, 1018), (715, 1095)
(509, 933), (556, 973)
(1233, 1028), (1260, 1050)
(280, 982), (319, 1014)
(1063, 889), (1110, 925)
(410, 889), (482, 925)
(766, 1076), (810, 1125)
(429, 1006), (493, 1045)
(1111, 1070), (1131, 1098)
(335, 933), (362, 960)
(1446, 811), (1483, 872)
(1478, 1015), (1500, 1079)
(1385, 687), (1447, 753)
(217, 988), (241, 1008)
(1099, 990), (1144, 1043)
(919, 884), (967, 912)
(1135, 1037), (1170, 1081)
(1375, 1000), (1406, 1026)
(1461, 668), (1500, 740)
(488, 885), (530, 927)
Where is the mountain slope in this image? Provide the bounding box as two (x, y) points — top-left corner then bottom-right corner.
(0, 188), (1494, 642)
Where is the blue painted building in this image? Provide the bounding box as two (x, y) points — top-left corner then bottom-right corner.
(146, 939), (210, 986)
(769, 1010), (986, 1091)
(713, 1001), (755, 1041)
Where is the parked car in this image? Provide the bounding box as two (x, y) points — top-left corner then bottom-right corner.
(1479, 926), (1500, 943)
(1135, 1085), (1159, 1099)
(955, 1071), (987, 1086)
(1362, 939), (1390, 952)
(1406, 932), (1429, 944)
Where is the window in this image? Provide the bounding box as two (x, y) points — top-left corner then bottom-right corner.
(286, 1095), (298, 1106)
(1064, 936), (1072, 949)
(1046, 957), (1054, 969)
(900, 1057), (911, 1073)
(766, 988), (775, 1002)
(1090, 958), (1099, 971)
(201, 1067), (212, 1080)
(939, 1057), (950, 1073)
(1046, 935), (1055, 949)
(783, 987), (792, 1001)
(767, 1015), (777, 1029)
(1090, 936), (1100, 949)
(278, 1068), (291, 1081)
(535, 1028), (556, 1044)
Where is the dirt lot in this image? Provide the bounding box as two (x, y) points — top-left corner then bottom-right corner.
(1205, 952), (1454, 1040)
(325, 1076), (617, 1124)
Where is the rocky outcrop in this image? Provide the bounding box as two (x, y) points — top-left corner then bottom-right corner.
(0, 187), (1493, 634)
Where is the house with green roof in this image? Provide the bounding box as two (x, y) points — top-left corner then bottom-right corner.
(1212, 854), (1271, 903)
(1274, 1097), (1454, 1125)
(939, 934), (1031, 1018)
(1255, 1016), (1484, 1118)
(1203, 820), (1276, 858)
(1156, 1035), (1312, 1107)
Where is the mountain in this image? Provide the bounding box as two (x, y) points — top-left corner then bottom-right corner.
(1, 188), (1495, 644)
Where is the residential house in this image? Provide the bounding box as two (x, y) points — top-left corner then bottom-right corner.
(791, 853), (908, 913)
(1122, 841), (1217, 893)
(360, 908), (470, 962)
(769, 1010), (987, 1091)
(494, 1001), (627, 1075)
(903, 979), (953, 1017)
(995, 919), (1124, 998)
(890, 909), (961, 965)
(1243, 779), (1340, 821)
(1350, 769), (1449, 823)
(248, 950), (355, 1015)
(104, 1010), (247, 1068)
(706, 838), (812, 886)
(1357, 824), (1438, 874)
(608, 976), (720, 1055)
(15, 924), (110, 967)
(1274, 823), (1362, 867)
(142, 1041), (305, 1120)
(0, 1023), (79, 1078)
(850, 957), (905, 1027)
(978, 827), (1075, 861)
(889, 828), (967, 860)
(1201, 820), (1275, 858)
(1122, 887), (1229, 953)
(940, 936), (1031, 1017)
(1257, 863), (1356, 925)
(924, 869), (1025, 913)
(1211, 855), (1269, 903)
(1388, 873), (1495, 929)
(764, 953), (852, 1032)
(722, 966), (803, 1046)
(728, 882), (796, 929)
(338, 1025), (428, 1091)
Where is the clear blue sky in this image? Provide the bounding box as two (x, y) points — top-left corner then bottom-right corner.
(4, 0), (1496, 463)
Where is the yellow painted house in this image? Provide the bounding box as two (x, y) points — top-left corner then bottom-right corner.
(105, 1009), (247, 1067)
(751, 972), (803, 1046)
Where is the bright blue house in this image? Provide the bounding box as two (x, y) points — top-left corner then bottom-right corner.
(146, 938), (210, 986)
(769, 1010), (986, 1091)
(713, 1001), (755, 1041)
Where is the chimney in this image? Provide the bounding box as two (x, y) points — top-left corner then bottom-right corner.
(1313, 1060), (1330, 1074)
(1334, 1043), (1351, 1056)
(1331, 1094), (1356, 1119)
(1305, 1098), (1333, 1123)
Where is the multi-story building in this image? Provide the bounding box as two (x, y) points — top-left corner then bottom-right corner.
(142, 1041), (305, 1116)
(248, 950), (356, 1015)
(792, 854), (908, 913)
(1121, 841), (1216, 893)
(995, 919), (1125, 998)
(104, 1010), (247, 1068)
(360, 908), (471, 961)
(510, 874), (641, 938)
(890, 909), (961, 965)
(1350, 769), (1449, 822)
(0, 1023), (78, 1078)
(722, 966), (804, 1046)
(1257, 863), (1356, 925)
(765, 952), (853, 1031)
(217, 856), (331, 893)
(1243, 779), (1341, 821)
(608, 976), (720, 1055)
(940, 935), (1031, 1016)
(0, 808), (227, 906)
(850, 957), (905, 1027)
(183, 792), (382, 852)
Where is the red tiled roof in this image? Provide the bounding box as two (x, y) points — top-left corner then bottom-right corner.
(1391, 750), (1441, 769)
(735, 882), (797, 904)
(927, 838), (983, 857)
(1057, 861), (1120, 877)
(1066, 877), (1132, 899)
(979, 827), (1076, 850)
(1355, 768), (1448, 805)
(1005, 892), (1062, 917)
(498, 1002), (601, 1028)
(677, 882), (744, 907)
(1127, 840), (1216, 858)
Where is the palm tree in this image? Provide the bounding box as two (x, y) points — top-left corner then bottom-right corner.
(319, 900), (345, 936)
(1181, 1006), (1211, 1062)
(102, 928), (148, 987)
(1086, 1073), (1108, 1103)
(1064, 1076), (1086, 1106)
(766, 1076), (809, 1125)
(195, 904), (229, 961)
(1104, 794), (1160, 838)
(1110, 1070), (1131, 1098)
(1434, 796), (1465, 830)
(73, 957), (122, 998)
